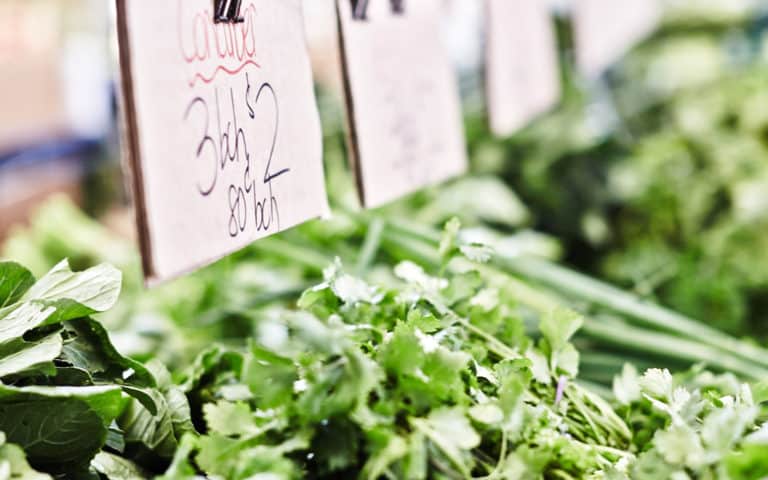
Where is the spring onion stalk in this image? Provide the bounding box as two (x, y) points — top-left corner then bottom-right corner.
(375, 216), (768, 380)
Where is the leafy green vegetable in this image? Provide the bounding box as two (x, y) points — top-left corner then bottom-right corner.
(0, 263), (35, 309)
(0, 432), (50, 480)
(0, 385), (124, 470)
(2, 13), (767, 477)
(0, 260), (187, 476)
(159, 246), (634, 479)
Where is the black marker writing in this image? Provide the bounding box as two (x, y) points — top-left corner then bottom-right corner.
(184, 74), (289, 238)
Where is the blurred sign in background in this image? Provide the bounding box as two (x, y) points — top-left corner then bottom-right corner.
(1, 0), (767, 238)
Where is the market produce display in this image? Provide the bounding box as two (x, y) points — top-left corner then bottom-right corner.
(477, 7), (768, 338)
(2, 2), (768, 480)
(2, 220), (768, 479)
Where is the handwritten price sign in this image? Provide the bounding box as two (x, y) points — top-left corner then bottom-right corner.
(573, 0), (662, 77)
(117, 0), (328, 284)
(337, 0), (468, 208)
(485, 0), (560, 137)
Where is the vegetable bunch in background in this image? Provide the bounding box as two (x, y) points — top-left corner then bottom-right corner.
(472, 9), (768, 338)
(8, 177), (768, 386)
(162, 242), (768, 480)
(1, 6), (768, 476)
(0, 260), (191, 478)
(6, 229), (767, 479)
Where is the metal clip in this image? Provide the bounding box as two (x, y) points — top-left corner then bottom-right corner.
(351, 0), (370, 20)
(350, 0), (405, 21)
(214, 0), (244, 24)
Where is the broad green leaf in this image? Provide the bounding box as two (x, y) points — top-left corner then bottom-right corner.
(750, 380), (768, 404)
(0, 262), (35, 309)
(229, 440), (306, 479)
(21, 260), (121, 325)
(118, 386), (185, 459)
(0, 433), (52, 480)
(242, 346), (297, 409)
(60, 318), (155, 387)
(197, 436), (302, 480)
(0, 385), (125, 470)
(90, 452), (149, 480)
(0, 334), (62, 379)
(525, 347), (550, 384)
(296, 349), (381, 422)
(0, 302), (56, 345)
(424, 408), (481, 451)
(421, 347), (471, 401)
(0, 385), (125, 425)
(166, 387), (195, 440)
(403, 433), (427, 480)
(496, 359), (531, 417)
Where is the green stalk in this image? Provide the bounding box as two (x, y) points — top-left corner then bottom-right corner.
(375, 217), (768, 380)
(356, 217), (386, 274)
(383, 217), (768, 373)
(496, 255), (768, 370)
(582, 320), (768, 380)
(251, 236), (333, 273)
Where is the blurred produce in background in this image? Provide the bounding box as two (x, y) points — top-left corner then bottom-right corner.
(469, 0), (768, 338)
(0, 0), (118, 236)
(3, 0), (768, 393)
(3, 0), (768, 478)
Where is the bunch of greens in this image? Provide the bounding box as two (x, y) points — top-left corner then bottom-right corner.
(3, 213), (768, 478)
(158, 236), (768, 479)
(8, 192), (768, 388)
(163, 249), (628, 479)
(470, 20), (768, 337)
(0, 260), (191, 478)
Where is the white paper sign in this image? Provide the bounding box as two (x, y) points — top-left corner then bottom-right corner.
(486, 0), (561, 136)
(573, 0), (662, 77)
(116, 0), (329, 284)
(336, 0), (468, 208)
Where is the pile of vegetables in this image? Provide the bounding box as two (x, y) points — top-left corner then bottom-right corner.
(2, 4), (768, 478)
(2, 225), (768, 479)
(474, 5), (768, 337)
(0, 260), (190, 478)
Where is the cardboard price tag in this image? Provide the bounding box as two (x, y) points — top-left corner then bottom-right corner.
(116, 0), (329, 284)
(485, 0), (561, 137)
(573, 0), (662, 77)
(337, 0), (468, 208)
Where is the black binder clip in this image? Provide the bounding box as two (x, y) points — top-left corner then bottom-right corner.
(350, 0), (404, 21)
(351, 0), (370, 20)
(214, 0), (244, 24)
